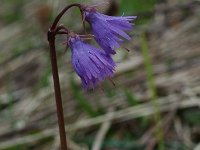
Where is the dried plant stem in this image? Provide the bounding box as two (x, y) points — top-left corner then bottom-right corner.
(48, 32), (67, 150)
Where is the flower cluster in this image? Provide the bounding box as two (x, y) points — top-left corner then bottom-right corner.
(65, 5), (136, 89)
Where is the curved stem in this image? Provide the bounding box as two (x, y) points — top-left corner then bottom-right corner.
(47, 31), (68, 150)
(51, 3), (81, 30)
(47, 4), (86, 149)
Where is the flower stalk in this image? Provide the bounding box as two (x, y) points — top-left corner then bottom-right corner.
(47, 30), (68, 150)
(47, 4), (82, 150)
(47, 5), (80, 150)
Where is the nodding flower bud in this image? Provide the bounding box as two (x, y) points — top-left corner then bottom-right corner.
(68, 34), (116, 90)
(81, 6), (137, 55)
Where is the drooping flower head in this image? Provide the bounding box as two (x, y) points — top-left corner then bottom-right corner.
(68, 33), (116, 90)
(81, 6), (137, 55)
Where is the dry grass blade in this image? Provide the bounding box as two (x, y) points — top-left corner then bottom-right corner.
(0, 95), (199, 149)
(91, 109), (114, 150)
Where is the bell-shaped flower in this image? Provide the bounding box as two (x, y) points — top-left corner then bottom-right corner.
(83, 7), (136, 55)
(68, 35), (116, 90)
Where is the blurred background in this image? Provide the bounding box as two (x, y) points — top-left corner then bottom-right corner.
(0, 0), (200, 150)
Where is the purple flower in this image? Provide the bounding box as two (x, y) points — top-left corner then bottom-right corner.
(83, 7), (137, 55)
(68, 35), (116, 90)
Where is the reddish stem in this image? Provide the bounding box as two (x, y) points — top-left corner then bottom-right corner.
(47, 4), (84, 149)
(47, 30), (68, 150)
